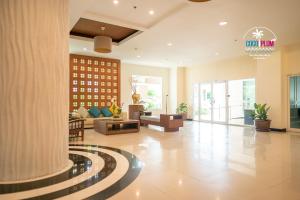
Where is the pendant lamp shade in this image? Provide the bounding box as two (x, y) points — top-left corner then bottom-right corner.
(94, 36), (112, 53)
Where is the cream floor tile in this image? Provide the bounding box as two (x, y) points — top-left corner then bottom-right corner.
(140, 171), (239, 200)
(108, 176), (172, 200)
(78, 121), (300, 200)
(246, 178), (300, 200)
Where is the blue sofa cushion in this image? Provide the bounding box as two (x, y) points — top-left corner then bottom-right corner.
(88, 106), (101, 118)
(101, 107), (113, 117)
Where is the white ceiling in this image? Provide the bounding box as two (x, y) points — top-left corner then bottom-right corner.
(69, 0), (300, 67)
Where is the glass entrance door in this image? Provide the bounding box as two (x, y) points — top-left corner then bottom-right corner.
(200, 83), (212, 121)
(192, 79), (256, 126)
(212, 82), (227, 123)
(289, 76), (300, 130)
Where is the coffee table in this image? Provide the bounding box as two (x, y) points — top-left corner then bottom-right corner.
(94, 119), (140, 135)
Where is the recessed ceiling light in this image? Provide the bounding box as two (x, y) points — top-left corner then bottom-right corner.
(167, 43), (173, 46)
(135, 191), (140, 197)
(113, 0), (119, 5)
(149, 10), (154, 15)
(189, 0), (211, 2)
(137, 55), (141, 58)
(219, 21), (228, 26)
(83, 47), (88, 51)
(215, 52), (219, 56)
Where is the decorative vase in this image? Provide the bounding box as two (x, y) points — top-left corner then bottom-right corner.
(132, 92), (140, 104)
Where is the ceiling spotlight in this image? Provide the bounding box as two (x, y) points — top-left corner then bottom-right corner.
(137, 55), (141, 58)
(188, 0), (211, 2)
(167, 43), (173, 46)
(215, 52), (219, 56)
(149, 10), (154, 15)
(113, 0), (119, 5)
(219, 21), (228, 26)
(83, 47), (88, 51)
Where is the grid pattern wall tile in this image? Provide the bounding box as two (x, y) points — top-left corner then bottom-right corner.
(69, 54), (120, 111)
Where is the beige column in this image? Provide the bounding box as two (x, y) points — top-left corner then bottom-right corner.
(0, 0), (69, 181)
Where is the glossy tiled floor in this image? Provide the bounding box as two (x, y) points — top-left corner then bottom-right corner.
(77, 121), (300, 200)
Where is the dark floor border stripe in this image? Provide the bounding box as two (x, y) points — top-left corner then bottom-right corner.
(0, 153), (91, 194)
(25, 148), (116, 200)
(69, 144), (142, 200)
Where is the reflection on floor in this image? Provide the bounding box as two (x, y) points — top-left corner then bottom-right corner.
(1, 121), (300, 200)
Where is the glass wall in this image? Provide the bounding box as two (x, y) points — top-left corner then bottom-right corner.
(132, 75), (162, 110)
(228, 79), (255, 126)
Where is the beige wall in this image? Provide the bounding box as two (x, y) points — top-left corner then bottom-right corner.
(169, 68), (178, 113)
(0, 0), (69, 181)
(177, 67), (186, 106)
(185, 56), (257, 118)
(168, 67), (187, 114)
(256, 51), (284, 128)
(120, 63), (170, 115)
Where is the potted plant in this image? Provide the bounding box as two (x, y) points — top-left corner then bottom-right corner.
(176, 103), (188, 120)
(250, 103), (271, 132)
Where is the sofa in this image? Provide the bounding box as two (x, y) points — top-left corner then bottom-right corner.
(83, 112), (127, 128)
(71, 106), (127, 129)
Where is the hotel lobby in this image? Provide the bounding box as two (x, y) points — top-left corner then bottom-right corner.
(1, 0), (300, 199)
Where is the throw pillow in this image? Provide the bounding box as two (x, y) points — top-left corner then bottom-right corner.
(77, 106), (89, 118)
(71, 111), (81, 119)
(101, 107), (113, 117)
(88, 106), (101, 118)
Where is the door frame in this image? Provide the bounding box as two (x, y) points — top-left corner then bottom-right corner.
(287, 75), (300, 132)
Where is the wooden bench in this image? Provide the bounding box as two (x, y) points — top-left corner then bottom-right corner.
(140, 114), (183, 132)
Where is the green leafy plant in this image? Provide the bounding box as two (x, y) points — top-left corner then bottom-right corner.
(176, 103), (188, 114)
(250, 103), (270, 120)
(144, 102), (155, 110)
(147, 90), (156, 97)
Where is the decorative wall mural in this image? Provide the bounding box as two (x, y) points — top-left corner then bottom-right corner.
(69, 54), (121, 111)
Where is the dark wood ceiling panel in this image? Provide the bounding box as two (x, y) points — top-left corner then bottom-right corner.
(70, 18), (139, 43)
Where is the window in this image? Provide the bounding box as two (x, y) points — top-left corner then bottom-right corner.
(132, 75), (162, 110)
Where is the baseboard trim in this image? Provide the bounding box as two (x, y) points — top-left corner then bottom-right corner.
(270, 128), (287, 132)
